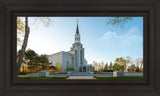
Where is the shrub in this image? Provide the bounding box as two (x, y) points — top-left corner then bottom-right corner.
(18, 72), (27, 75)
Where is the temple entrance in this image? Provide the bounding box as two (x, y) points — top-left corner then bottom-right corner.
(83, 67), (86, 72)
(79, 66), (87, 72)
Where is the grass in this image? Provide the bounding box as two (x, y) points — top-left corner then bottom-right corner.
(18, 77), (68, 79)
(18, 76), (143, 80)
(94, 76), (143, 80)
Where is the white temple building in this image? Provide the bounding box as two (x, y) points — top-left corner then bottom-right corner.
(47, 20), (90, 72)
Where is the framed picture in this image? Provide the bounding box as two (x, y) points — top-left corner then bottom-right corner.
(16, 16), (144, 81)
(0, 0), (160, 96)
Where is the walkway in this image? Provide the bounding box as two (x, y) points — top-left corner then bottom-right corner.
(67, 76), (96, 79)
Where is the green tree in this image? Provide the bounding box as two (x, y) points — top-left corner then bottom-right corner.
(39, 55), (50, 70)
(27, 56), (40, 73)
(127, 63), (136, 72)
(109, 62), (113, 70)
(106, 17), (133, 28)
(104, 62), (108, 71)
(92, 61), (105, 72)
(113, 63), (118, 71)
(66, 62), (74, 71)
(66, 67), (74, 71)
(24, 49), (50, 73)
(135, 66), (140, 72)
(90, 65), (94, 72)
(114, 57), (126, 71)
(25, 49), (37, 60)
(130, 63), (136, 72)
(122, 59), (127, 71)
(17, 17), (52, 73)
(127, 66), (131, 72)
(99, 62), (105, 72)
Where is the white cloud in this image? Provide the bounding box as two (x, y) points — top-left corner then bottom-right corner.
(99, 31), (118, 47)
(97, 27), (143, 61)
(100, 31), (118, 40)
(99, 27), (143, 49)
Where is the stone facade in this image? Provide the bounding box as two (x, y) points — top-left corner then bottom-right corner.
(47, 51), (73, 71)
(47, 20), (88, 72)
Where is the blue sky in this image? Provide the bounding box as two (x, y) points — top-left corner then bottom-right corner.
(18, 17), (143, 64)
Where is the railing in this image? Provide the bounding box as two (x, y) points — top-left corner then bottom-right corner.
(68, 72), (94, 76)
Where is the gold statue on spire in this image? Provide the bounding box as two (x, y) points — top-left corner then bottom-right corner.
(77, 19), (78, 24)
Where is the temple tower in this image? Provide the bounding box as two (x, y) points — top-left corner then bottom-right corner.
(70, 20), (85, 72)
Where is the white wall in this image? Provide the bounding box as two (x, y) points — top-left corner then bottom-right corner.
(48, 51), (73, 72)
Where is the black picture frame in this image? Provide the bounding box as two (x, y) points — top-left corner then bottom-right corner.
(0, 0), (160, 96)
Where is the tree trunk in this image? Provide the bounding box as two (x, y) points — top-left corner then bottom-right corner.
(17, 17), (30, 74)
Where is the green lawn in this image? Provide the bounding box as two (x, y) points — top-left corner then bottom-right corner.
(18, 77), (67, 79)
(18, 76), (143, 80)
(94, 76), (143, 80)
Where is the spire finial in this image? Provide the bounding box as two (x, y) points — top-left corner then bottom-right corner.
(76, 19), (79, 34)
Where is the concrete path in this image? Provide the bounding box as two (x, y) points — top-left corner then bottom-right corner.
(67, 76), (96, 79)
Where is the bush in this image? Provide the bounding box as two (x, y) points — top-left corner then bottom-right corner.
(102, 70), (113, 72)
(18, 72), (27, 75)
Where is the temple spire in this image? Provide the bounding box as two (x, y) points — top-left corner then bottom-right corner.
(75, 19), (80, 43)
(76, 19), (79, 34)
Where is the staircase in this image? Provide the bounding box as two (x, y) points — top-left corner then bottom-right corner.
(67, 72), (95, 79)
(69, 72), (93, 76)
(67, 76), (96, 79)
